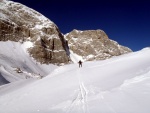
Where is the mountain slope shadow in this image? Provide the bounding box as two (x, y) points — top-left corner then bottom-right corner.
(0, 72), (9, 86)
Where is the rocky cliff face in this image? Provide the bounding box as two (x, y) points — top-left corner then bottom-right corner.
(65, 29), (132, 61)
(0, 0), (69, 64)
(0, 0), (132, 64)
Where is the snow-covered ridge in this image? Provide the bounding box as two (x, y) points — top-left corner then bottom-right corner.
(0, 0), (54, 28)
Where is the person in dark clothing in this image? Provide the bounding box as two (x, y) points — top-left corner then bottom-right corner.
(78, 60), (82, 68)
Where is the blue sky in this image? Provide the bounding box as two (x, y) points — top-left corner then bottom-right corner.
(13, 0), (150, 51)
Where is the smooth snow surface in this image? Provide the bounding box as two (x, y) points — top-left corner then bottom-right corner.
(0, 47), (150, 113)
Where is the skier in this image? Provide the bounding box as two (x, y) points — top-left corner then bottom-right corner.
(78, 60), (82, 68)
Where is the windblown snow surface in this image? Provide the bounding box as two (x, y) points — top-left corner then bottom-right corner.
(0, 42), (150, 113)
(0, 41), (57, 84)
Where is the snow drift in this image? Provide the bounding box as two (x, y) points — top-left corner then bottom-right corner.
(0, 41), (57, 84)
(0, 47), (150, 113)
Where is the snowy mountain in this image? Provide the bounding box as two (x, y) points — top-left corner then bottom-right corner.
(0, 1), (150, 113)
(65, 29), (132, 61)
(0, 0), (70, 64)
(0, 0), (132, 65)
(0, 0), (133, 86)
(0, 47), (150, 113)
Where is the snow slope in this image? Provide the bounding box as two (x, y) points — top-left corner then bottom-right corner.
(0, 41), (57, 84)
(0, 47), (150, 113)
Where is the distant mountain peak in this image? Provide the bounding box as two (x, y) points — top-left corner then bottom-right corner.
(65, 29), (132, 61)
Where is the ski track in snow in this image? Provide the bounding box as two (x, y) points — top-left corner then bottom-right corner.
(66, 69), (90, 113)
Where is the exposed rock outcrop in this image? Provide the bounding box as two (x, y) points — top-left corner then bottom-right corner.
(65, 29), (132, 61)
(0, 0), (70, 64)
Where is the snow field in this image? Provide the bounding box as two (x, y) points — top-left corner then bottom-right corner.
(0, 45), (150, 113)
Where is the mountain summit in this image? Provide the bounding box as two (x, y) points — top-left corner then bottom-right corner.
(65, 29), (132, 61)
